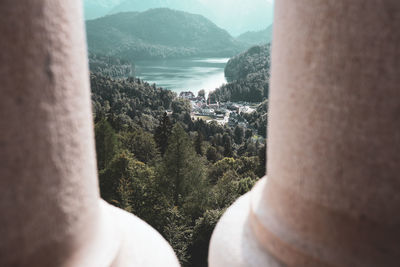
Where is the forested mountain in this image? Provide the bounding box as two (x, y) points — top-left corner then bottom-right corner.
(237, 25), (273, 46)
(86, 8), (245, 59)
(209, 44), (271, 103)
(105, 0), (274, 36)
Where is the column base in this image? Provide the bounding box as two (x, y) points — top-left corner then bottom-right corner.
(209, 178), (284, 267)
(64, 200), (180, 267)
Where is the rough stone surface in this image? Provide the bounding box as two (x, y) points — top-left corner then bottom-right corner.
(0, 1), (179, 266)
(210, 0), (400, 266)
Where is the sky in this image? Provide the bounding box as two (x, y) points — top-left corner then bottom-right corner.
(83, 0), (274, 35)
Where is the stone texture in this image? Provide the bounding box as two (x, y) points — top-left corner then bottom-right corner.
(0, 1), (179, 266)
(209, 0), (400, 266)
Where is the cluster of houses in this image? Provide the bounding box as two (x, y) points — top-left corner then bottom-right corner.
(178, 91), (257, 127)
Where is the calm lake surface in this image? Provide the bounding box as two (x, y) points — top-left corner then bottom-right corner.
(134, 58), (229, 96)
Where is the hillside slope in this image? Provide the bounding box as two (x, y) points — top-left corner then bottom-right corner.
(89, 53), (134, 78)
(209, 44), (271, 103)
(237, 25), (273, 46)
(86, 8), (246, 59)
(107, 0), (274, 36)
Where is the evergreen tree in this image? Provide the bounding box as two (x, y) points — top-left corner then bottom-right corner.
(257, 144), (267, 177)
(245, 129), (253, 139)
(172, 98), (191, 114)
(223, 133), (233, 157)
(119, 129), (158, 163)
(194, 131), (204, 156)
(234, 125), (244, 144)
(188, 209), (223, 267)
(163, 207), (193, 266)
(99, 150), (134, 204)
(99, 150), (163, 225)
(95, 119), (119, 170)
(154, 112), (173, 155)
(159, 123), (207, 206)
(206, 146), (218, 163)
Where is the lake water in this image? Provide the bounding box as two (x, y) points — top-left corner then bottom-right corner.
(134, 58), (229, 96)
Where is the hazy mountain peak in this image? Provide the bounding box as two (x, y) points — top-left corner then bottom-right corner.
(84, 0), (274, 35)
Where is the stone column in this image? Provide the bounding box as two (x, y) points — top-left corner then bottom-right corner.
(0, 1), (179, 266)
(209, 0), (400, 266)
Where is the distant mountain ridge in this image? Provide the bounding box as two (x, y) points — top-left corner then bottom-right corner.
(237, 25), (273, 46)
(86, 8), (246, 60)
(84, 0), (274, 36)
(109, 0), (209, 17)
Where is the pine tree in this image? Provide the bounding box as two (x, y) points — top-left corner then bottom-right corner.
(206, 146), (218, 163)
(234, 125), (244, 144)
(154, 112), (173, 155)
(99, 150), (160, 222)
(194, 131), (204, 156)
(160, 123), (207, 207)
(223, 133), (233, 157)
(95, 119), (119, 171)
(257, 144), (267, 177)
(119, 129), (158, 163)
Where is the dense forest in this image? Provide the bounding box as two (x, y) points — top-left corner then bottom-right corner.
(86, 8), (246, 59)
(91, 65), (267, 266)
(89, 53), (134, 78)
(209, 44), (271, 103)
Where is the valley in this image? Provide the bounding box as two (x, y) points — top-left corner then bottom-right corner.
(85, 4), (272, 267)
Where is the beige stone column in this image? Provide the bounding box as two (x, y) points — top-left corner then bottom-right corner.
(0, 1), (179, 266)
(209, 0), (400, 266)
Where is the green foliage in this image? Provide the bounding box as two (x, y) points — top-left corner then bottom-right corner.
(99, 150), (134, 204)
(194, 131), (204, 156)
(119, 129), (158, 163)
(209, 44), (271, 103)
(257, 144), (267, 177)
(162, 207), (193, 266)
(188, 209), (224, 267)
(154, 112), (173, 155)
(222, 133), (233, 157)
(206, 146), (219, 163)
(95, 119), (119, 170)
(91, 73), (175, 132)
(236, 177), (256, 195)
(158, 124), (207, 207)
(242, 100), (268, 138)
(234, 125), (244, 145)
(209, 157), (259, 186)
(209, 157), (237, 184)
(212, 170), (241, 208)
(172, 98), (191, 115)
(90, 66), (267, 267)
(89, 53), (134, 78)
